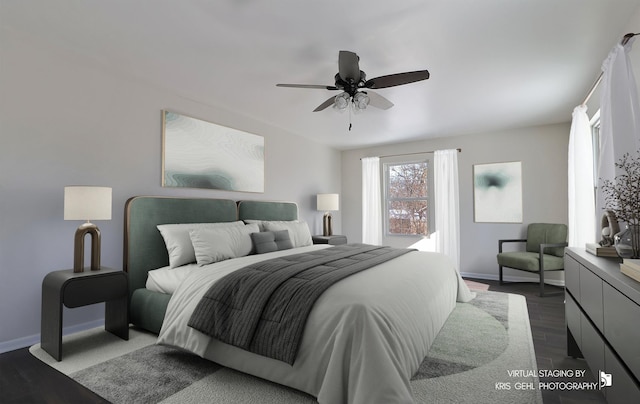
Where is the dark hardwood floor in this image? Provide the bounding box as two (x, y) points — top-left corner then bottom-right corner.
(0, 279), (606, 404)
(0, 347), (108, 404)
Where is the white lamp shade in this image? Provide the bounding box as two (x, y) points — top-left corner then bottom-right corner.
(64, 186), (112, 221)
(317, 193), (339, 211)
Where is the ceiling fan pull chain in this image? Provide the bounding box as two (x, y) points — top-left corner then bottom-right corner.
(348, 103), (353, 131)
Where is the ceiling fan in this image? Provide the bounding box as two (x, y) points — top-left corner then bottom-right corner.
(276, 50), (430, 113)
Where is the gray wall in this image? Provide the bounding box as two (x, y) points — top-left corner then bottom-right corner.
(341, 123), (570, 282)
(0, 30), (341, 351)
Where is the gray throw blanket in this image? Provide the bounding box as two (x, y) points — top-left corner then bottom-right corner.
(188, 244), (414, 365)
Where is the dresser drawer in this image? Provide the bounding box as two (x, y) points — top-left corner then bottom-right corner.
(604, 345), (640, 404)
(565, 292), (581, 350)
(63, 273), (128, 308)
(580, 311), (604, 378)
(603, 282), (640, 381)
(565, 255), (580, 299)
(579, 265), (604, 332)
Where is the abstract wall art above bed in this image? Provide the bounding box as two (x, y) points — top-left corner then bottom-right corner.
(162, 110), (265, 193)
(473, 161), (523, 223)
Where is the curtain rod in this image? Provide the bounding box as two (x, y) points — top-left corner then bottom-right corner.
(581, 32), (639, 106)
(360, 148), (461, 160)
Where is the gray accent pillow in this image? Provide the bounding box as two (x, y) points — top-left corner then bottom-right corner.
(262, 221), (313, 247)
(251, 230), (294, 254)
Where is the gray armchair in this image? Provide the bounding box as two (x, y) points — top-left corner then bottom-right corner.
(497, 223), (568, 296)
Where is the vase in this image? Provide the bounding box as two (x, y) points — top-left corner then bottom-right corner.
(614, 224), (640, 259)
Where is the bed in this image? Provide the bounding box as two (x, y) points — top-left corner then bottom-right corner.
(124, 196), (474, 404)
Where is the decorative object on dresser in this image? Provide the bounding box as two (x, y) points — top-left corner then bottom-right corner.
(615, 225), (640, 259)
(312, 234), (347, 245)
(316, 193), (339, 236)
(497, 223), (568, 296)
(598, 210), (620, 247)
(162, 110), (265, 193)
(585, 243), (618, 258)
(64, 186), (112, 273)
(586, 210), (619, 257)
(473, 161), (522, 223)
(620, 258), (640, 282)
(41, 267), (128, 361)
(564, 248), (640, 403)
(600, 151), (640, 258)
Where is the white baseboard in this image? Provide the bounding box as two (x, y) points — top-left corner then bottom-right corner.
(460, 272), (565, 287)
(0, 319), (105, 354)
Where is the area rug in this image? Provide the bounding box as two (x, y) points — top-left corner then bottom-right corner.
(30, 291), (541, 404)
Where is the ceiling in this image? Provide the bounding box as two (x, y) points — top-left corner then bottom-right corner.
(3, 0), (639, 150)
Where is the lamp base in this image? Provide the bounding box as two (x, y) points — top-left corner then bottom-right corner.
(73, 222), (101, 273)
(323, 213), (333, 237)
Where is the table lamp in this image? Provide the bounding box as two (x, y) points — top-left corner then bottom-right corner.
(64, 186), (112, 272)
(317, 193), (339, 236)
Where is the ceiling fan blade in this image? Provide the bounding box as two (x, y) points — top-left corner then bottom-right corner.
(364, 70), (430, 89)
(338, 50), (361, 81)
(277, 84), (339, 90)
(365, 91), (394, 110)
(313, 96), (337, 112)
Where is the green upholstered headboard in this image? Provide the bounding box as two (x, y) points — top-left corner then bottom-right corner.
(124, 197), (299, 295)
(124, 196), (238, 294)
(237, 200), (298, 221)
(123, 196), (299, 333)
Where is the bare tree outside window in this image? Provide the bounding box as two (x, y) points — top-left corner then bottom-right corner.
(385, 161), (429, 236)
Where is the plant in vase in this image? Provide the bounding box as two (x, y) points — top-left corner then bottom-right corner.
(601, 151), (640, 258)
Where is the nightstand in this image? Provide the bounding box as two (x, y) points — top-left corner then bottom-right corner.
(41, 267), (129, 361)
(312, 235), (348, 245)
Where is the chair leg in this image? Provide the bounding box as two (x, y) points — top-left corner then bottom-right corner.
(539, 269), (545, 297)
(499, 265), (503, 284)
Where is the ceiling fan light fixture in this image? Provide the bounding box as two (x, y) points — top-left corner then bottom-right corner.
(353, 92), (369, 110)
(276, 50), (429, 113)
(333, 92), (350, 110)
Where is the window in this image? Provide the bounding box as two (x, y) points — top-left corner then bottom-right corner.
(384, 161), (430, 236)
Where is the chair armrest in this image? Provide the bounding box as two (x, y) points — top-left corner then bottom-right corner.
(498, 239), (527, 253)
(539, 242), (568, 253)
(539, 242), (569, 270)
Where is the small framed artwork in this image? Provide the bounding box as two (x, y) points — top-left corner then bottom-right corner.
(473, 161), (522, 223)
(162, 110), (264, 193)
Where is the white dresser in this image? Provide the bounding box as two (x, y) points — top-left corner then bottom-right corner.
(565, 248), (640, 403)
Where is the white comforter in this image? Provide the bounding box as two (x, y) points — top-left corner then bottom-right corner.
(158, 245), (474, 404)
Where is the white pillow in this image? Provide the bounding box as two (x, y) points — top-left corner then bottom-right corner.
(157, 221), (245, 268)
(190, 223), (260, 266)
(263, 221), (312, 248)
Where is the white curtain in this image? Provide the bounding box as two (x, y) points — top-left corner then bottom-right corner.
(362, 157), (382, 245)
(596, 39), (640, 220)
(568, 104), (596, 247)
(434, 149), (460, 271)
